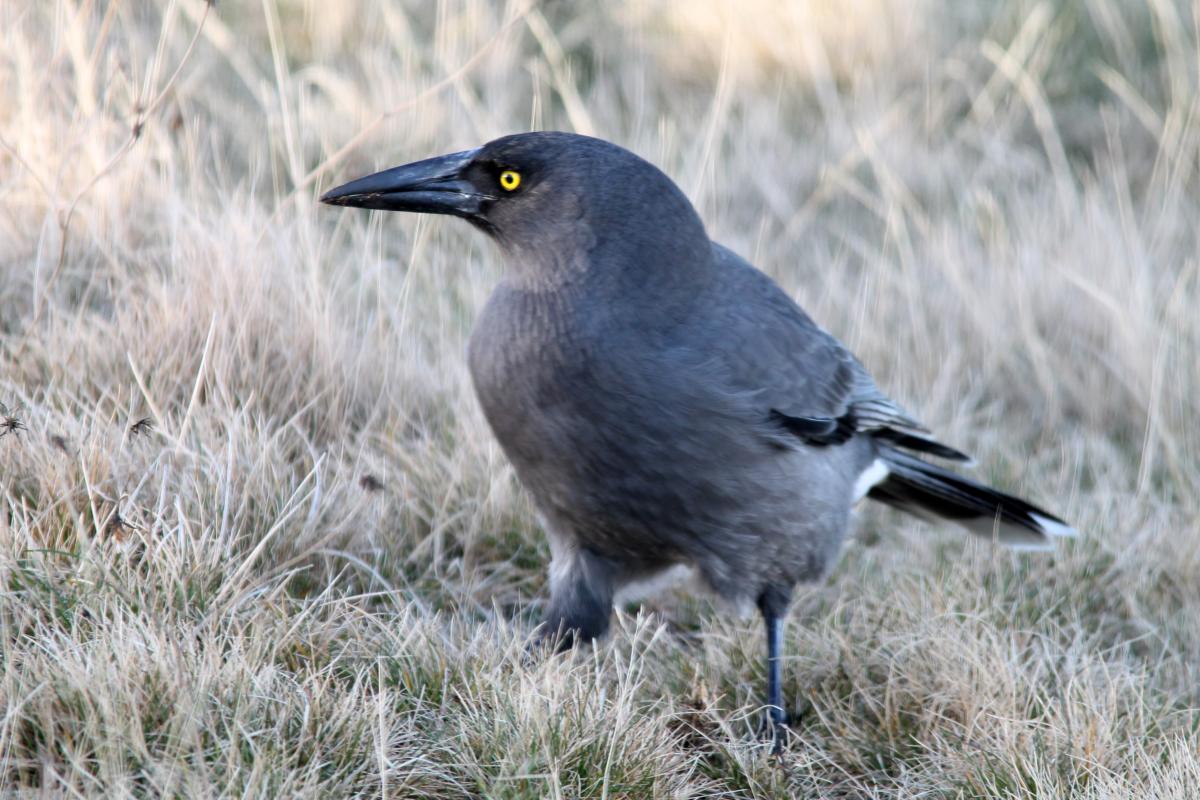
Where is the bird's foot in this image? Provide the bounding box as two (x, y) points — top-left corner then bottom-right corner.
(521, 622), (587, 667)
(756, 707), (792, 756)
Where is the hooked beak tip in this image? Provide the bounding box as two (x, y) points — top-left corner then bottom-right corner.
(318, 189), (356, 206)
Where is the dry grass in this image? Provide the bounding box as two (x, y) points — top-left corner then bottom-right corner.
(2, 0), (1199, 796)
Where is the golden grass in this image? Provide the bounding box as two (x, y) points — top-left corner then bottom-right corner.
(1, 0), (1198, 796)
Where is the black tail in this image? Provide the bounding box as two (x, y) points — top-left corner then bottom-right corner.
(867, 449), (1076, 549)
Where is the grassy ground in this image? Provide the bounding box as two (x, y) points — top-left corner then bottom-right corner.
(2, 0), (1199, 796)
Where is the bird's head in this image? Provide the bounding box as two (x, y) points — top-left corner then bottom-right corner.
(321, 132), (707, 267)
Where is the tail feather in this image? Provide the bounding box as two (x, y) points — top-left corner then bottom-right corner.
(867, 449), (1076, 549)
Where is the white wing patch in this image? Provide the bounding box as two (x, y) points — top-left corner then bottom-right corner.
(853, 458), (890, 503)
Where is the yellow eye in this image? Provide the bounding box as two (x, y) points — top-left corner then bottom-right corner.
(499, 170), (521, 191)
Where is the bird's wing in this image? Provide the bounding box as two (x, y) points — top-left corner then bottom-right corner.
(707, 244), (971, 461)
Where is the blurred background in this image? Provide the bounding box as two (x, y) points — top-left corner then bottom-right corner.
(1, 1), (1198, 796)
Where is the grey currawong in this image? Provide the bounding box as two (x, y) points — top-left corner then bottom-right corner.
(321, 131), (1076, 749)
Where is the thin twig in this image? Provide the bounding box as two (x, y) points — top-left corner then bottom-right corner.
(273, 1), (534, 215)
(34, 0), (214, 323)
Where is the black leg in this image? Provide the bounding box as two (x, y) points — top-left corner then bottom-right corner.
(757, 585), (793, 754)
(535, 547), (615, 651)
(765, 612), (785, 722)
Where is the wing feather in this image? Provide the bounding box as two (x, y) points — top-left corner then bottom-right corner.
(707, 244), (971, 462)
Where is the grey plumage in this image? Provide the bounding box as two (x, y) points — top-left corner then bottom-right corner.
(322, 131), (1076, 748)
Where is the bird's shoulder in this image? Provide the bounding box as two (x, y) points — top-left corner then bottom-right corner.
(698, 243), (852, 406)
(697, 243), (928, 442)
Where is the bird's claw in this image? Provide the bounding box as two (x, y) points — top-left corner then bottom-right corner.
(756, 707), (792, 756)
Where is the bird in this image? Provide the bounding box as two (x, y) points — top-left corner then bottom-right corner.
(321, 131), (1076, 750)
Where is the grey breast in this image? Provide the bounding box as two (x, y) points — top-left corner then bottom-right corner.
(467, 251), (872, 590)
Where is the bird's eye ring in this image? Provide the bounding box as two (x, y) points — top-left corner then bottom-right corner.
(499, 170), (521, 191)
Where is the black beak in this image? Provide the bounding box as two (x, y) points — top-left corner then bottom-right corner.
(320, 147), (488, 219)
